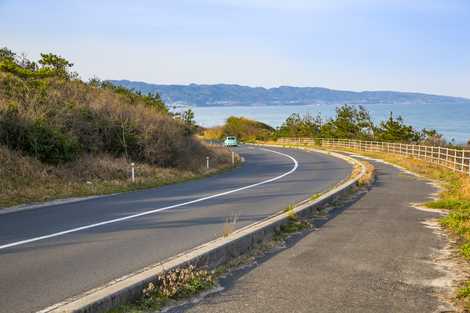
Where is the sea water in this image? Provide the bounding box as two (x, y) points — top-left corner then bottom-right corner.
(191, 103), (470, 144)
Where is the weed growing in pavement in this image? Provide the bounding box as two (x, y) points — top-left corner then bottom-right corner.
(107, 265), (214, 313)
(278, 204), (311, 237)
(356, 161), (376, 186)
(309, 193), (322, 201)
(284, 204), (297, 221)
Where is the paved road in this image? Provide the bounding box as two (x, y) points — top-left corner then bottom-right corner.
(183, 157), (449, 313)
(0, 146), (351, 313)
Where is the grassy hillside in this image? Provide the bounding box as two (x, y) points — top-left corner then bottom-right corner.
(0, 48), (232, 207)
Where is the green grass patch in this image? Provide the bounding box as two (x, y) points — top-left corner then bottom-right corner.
(458, 281), (470, 299)
(459, 243), (470, 260)
(280, 220), (309, 234)
(426, 199), (470, 211)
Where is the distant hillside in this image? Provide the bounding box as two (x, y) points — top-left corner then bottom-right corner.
(109, 80), (470, 106)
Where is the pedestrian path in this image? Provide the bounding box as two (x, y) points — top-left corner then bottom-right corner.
(183, 158), (452, 313)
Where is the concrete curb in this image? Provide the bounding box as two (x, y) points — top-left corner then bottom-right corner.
(39, 145), (365, 313)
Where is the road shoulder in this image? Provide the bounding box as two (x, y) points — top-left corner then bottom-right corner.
(182, 157), (455, 313)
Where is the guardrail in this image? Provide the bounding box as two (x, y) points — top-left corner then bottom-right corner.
(277, 137), (470, 176)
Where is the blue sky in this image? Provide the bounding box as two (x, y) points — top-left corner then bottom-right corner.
(1, 0), (469, 97)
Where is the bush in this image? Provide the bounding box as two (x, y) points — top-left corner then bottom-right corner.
(0, 111), (80, 163)
(0, 49), (218, 168)
(222, 116), (274, 142)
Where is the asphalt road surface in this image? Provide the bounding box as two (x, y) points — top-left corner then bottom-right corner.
(183, 157), (449, 313)
(0, 145), (351, 313)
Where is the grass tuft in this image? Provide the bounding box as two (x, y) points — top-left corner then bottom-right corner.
(309, 193), (322, 201)
(356, 161), (376, 186)
(107, 265), (214, 313)
(280, 204), (310, 234)
(458, 281), (470, 299)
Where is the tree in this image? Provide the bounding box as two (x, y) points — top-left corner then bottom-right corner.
(277, 113), (322, 138)
(142, 92), (167, 112)
(38, 53), (73, 79)
(320, 104), (374, 139)
(374, 112), (421, 142)
(420, 128), (446, 146)
(0, 47), (16, 62)
(181, 109), (195, 127)
(0, 50), (74, 80)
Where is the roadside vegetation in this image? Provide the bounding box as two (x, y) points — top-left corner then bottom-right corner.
(0, 47), (233, 207)
(356, 160), (376, 187)
(201, 116), (274, 142)
(108, 266), (215, 313)
(202, 104), (452, 147)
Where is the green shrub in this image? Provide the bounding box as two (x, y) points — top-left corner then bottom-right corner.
(0, 48), (218, 169)
(0, 111), (79, 163)
(25, 121), (80, 163)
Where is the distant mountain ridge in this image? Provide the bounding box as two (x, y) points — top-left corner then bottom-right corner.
(109, 80), (470, 106)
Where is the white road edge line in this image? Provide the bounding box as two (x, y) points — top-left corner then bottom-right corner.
(0, 148), (298, 251)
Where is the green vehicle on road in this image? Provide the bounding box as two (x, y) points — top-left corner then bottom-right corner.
(224, 136), (238, 147)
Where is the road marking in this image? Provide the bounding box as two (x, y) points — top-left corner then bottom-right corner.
(0, 148), (298, 251)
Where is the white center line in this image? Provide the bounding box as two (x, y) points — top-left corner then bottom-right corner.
(0, 148), (298, 251)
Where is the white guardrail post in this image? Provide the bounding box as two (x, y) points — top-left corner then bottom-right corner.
(131, 163), (135, 182)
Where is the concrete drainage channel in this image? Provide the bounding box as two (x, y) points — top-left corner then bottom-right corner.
(39, 146), (366, 313)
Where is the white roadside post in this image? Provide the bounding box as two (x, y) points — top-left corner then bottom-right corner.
(232, 151), (235, 165)
(131, 162), (135, 182)
(206, 156), (210, 169)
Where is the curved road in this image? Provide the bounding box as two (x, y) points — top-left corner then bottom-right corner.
(0, 146), (351, 313)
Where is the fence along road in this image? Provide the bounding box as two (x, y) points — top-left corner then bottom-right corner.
(278, 137), (470, 176)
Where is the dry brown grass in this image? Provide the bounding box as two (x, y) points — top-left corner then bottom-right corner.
(0, 68), (238, 208)
(0, 144), (234, 208)
(200, 126), (224, 141)
(356, 160), (376, 186)
(352, 151), (470, 201)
